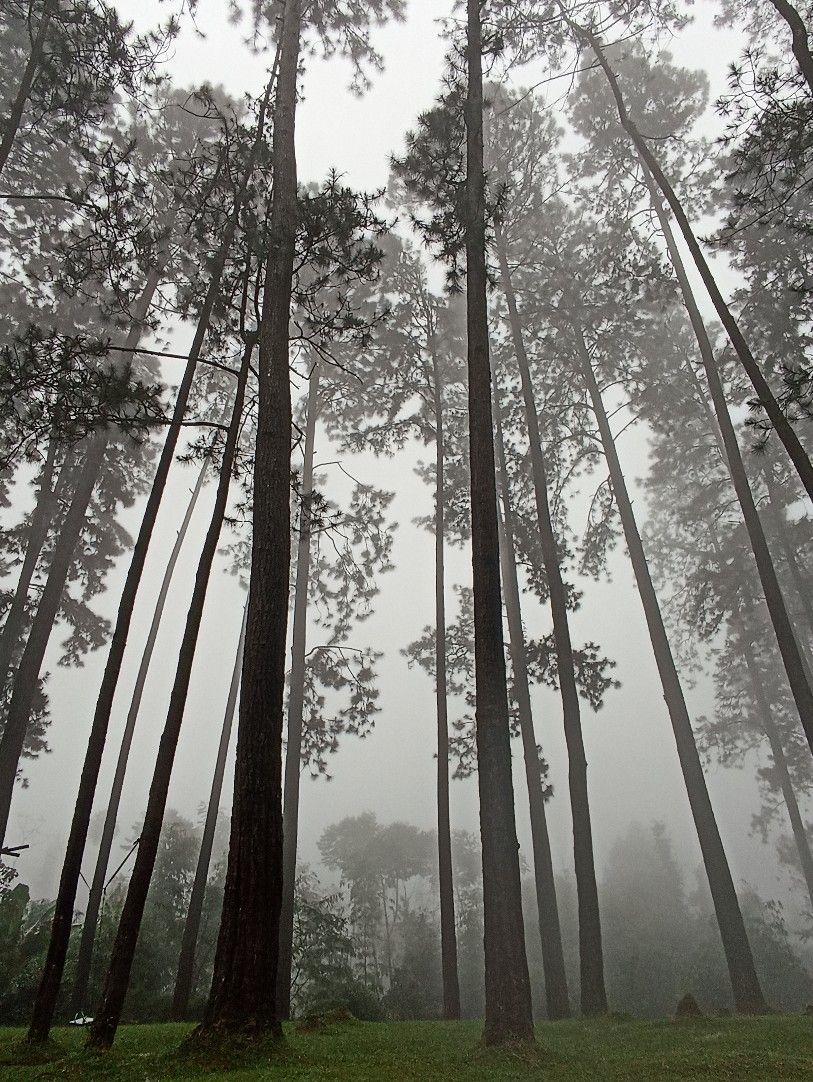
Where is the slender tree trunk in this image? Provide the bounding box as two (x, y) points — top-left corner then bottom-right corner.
(0, 265), (162, 851)
(492, 369), (571, 1021)
(642, 166), (813, 759)
(172, 598), (248, 1020)
(465, 0), (534, 1045)
(202, 3), (299, 1040)
(276, 364), (320, 1020)
(574, 327), (767, 1013)
(430, 355), (461, 1021)
(86, 338), (251, 1050)
(0, 438), (62, 694)
(64, 462), (207, 1023)
(0, 0), (56, 176)
(581, 23), (813, 502)
(761, 468), (813, 647)
(26, 78), (276, 1041)
(769, 0), (813, 93)
(495, 224), (606, 1016)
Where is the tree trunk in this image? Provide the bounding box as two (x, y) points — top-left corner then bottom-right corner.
(761, 468), (813, 648)
(201, 1), (299, 1040)
(495, 223), (605, 1016)
(65, 461), (207, 1023)
(172, 597), (248, 1020)
(430, 354), (461, 1021)
(0, 0), (56, 176)
(0, 439), (65, 695)
(492, 368), (571, 1021)
(582, 24), (813, 503)
(465, 0), (534, 1045)
(769, 0), (813, 94)
(26, 76), (276, 1040)
(0, 264), (162, 851)
(86, 338), (251, 1050)
(641, 165), (813, 758)
(574, 327), (767, 1013)
(276, 364), (320, 1020)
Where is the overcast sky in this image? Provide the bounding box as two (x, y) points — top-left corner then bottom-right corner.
(7, 0), (806, 932)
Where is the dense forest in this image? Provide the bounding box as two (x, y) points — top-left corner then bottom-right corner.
(1, 0), (813, 1067)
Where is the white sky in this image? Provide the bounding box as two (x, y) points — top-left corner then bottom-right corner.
(7, 0), (808, 941)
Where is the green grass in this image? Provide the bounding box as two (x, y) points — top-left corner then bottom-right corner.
(0, 1015), (811, 1080)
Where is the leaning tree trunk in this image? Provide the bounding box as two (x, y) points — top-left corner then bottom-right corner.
(0, 265), (162, 851)
(66, 462), (207, 1023)
(641, 164), (813, 759)
(580, 23), (813, 503)
(495, 223), (606, 1016)
(201, 1), (300, 1041)
(769, 0), (813, 93)
(761, 468), (813, 650)
(86, 338), (251, 1051)
(0, 439), (66, 695)
(492, 368), (571, 1021)
(172, 598), (248, 1020)
(574, 327), (767, 1014)
(276, 363), (320, 1020)
(430, 354), (461, 1022)
(465, 0), (534, 1045)
(26, 75), (276, 1041)
(0, 0), (56, 176)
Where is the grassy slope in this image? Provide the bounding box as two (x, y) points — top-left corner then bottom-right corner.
(0, 1016), (811, 1080)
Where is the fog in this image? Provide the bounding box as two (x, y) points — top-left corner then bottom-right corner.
(1, 0), (812, 1036)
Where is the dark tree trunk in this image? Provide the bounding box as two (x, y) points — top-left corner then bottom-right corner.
(65, 462), (207, 1024)
(769, 0), (813, 93)
(762, 469), (813, 649)
(583, 26), (813, 502)
(173, 598), (248, 1021)
(276, 364), (320, 1020)
(86, 338), (251, 1051)
(201, 1), (300, 1040)
(492, 369), (571, 1021)
(430, 355), (461, 1022)
(0, 439), (65, 695)
(643, 168), (813, 759)
(575, 328), (767, 1014)
(0, 0), (56, 175)
(465, 0), (534, 1045)
(27, 79), (275, 1040)
(495, 224), (605, 1017)
(0, 264), (161, 851)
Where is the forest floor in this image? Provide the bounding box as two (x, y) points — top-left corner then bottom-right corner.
(0, 1015), (811, 1080)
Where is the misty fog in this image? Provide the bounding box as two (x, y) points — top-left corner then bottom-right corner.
(1, 0), (812, 1060)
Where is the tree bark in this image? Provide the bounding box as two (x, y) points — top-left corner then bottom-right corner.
(201, 1), (300, 1040)
(86, 337), (251, 1050)
(769, 0), (813, 94)
(0, 438), (65, 695)
(574, 327), (767, 1013)
(26, 75), (276, 1041)
(276, 364), (319, 1020)
(465, 0), (534, 1045)
(65, 461), (207, 1023)
(172, 597), (248, 1021)
(495, 223), (605, 1016)
(0, 0), (56, 176)
(429, 353), (461, 1021)
(582, 23), (813, 503)
(641, 164), (813, 759)
(492, 368), (571, 1021)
